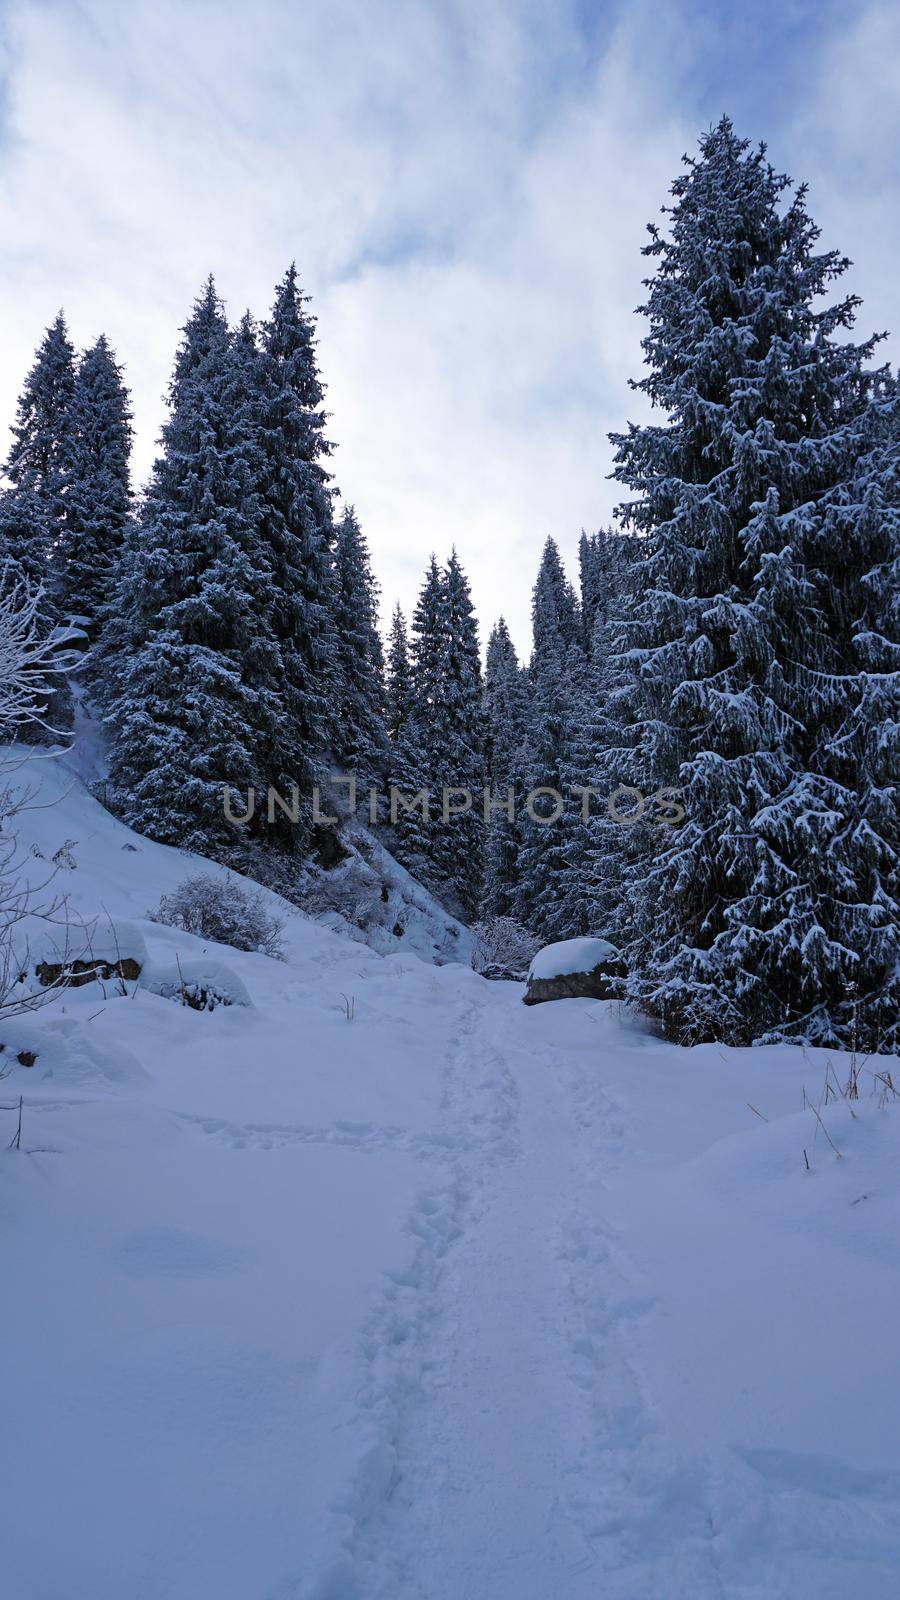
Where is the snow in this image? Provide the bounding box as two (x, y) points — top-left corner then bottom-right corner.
(528, 933), (619, 981)
(2, 738), (900, 1598)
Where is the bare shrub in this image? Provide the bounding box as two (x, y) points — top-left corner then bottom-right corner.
(151, 873), (285, 960)
(471, 915), (542, 980)
(0, 568), (77, 1020)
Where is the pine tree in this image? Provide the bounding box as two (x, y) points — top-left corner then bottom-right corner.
(579, 528), (633, 657)
(391, 556), (445, 879)
(58, 335), (133, 640)
(331, 504), (387, 789)
(582, 536), (646, 942)
(105, 279), (278, 854)
(0, 311), (77, 734)
(0, 311), (75, 587)
(511, 539), (593, 940)
(531, 535), (581, 669)
(610, 116), (896, 1049)
(514, 643), (593, 941)
(483, 618), (530, 918)
(430, 549), (484, 918)
(385, 603), (413, 745)
(390, 552), (485, 919)
(255, 264), (337, 824)
(787, 376), (899, 1049)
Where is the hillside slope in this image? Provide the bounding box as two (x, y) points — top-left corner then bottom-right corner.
(1, 743), (899, 1599)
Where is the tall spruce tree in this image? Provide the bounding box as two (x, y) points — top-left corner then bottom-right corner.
(331, 505), (387, 789)
(514, 651), (592, 941)
(105, 279), (278, 854)
(385, 603), (413, 745)
(255, 264), (337, 830)
(610, 116), (896, 1048)
(390, 552), (485, 919)
(391, 556), (445, 879)
(0, 311), (75, 587)
(581, 535), (647, 942)
(483, 617), (530, 918)
(791, 375), (899, 1049)
(0, 311), (78, 734)
(531, 535), (581, 668)
(578, 528), (633, 658)
(513, 538), (592, 940)
(58, 335), (133, 640)
(431, 549), (484, 918)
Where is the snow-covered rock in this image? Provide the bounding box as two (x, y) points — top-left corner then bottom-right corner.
(523, 935), (622, 1005)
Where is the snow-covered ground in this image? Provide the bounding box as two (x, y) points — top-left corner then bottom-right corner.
(2, 742), (900, 1599)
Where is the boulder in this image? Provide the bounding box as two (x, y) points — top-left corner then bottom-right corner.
(523, 936), (623, 1006)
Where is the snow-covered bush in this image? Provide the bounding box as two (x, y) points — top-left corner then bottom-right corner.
(471, 915), (542, 981)
(141, 955), (252, 1011)
(150, 874), (285, 960)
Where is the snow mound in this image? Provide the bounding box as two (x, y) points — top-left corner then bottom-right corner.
(0, 1012), (148, 1087)
(527, 935), (619, 982)
(141, 957), (252, 1010)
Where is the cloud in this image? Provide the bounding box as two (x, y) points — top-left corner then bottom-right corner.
(0, 0), (895, 655)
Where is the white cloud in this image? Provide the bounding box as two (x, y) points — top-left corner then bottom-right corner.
(0, 0), (895, 655)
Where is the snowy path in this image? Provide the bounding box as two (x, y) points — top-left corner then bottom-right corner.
(4, 748), (900, 1599)
(325, 985), (725, 1600)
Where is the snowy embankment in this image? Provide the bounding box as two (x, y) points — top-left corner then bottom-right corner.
(2, 744), (899, 1599)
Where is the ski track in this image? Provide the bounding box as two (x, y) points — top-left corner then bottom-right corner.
(304, 985), (733, 1600)
(173, 1110), (472, 1161)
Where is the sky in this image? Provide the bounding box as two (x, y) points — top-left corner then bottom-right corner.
(0, 0), (897, 655)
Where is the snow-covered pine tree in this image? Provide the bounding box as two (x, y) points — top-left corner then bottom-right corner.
(531, 535), (581, 668)
(514, 646), (593, 942)
(0, 311), (78, 734)
(255, 264), (337, 828)
(581, 533), (646, 942)
(484, 617), (530, 790)
(578, 528), (634, 658)
(483, 617), (530, 918)
(389, 552), (485, 918)
(783, 374), (899, 1049)
(513, 539), (592, 941)
(576, 524), (646, 941)
(385, 603), (413, 745)
(331, 505), (387, 790)
(390, 556), (445, 885)
(0, 311), (75, 588)
(105, 279), (277, 855)
(58, 335), (133, 641)
(430, 549), (485, 918)
(610, 115), (895, 1049)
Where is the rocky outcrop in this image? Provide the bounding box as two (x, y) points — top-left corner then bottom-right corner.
(35, 955), (142, 988)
